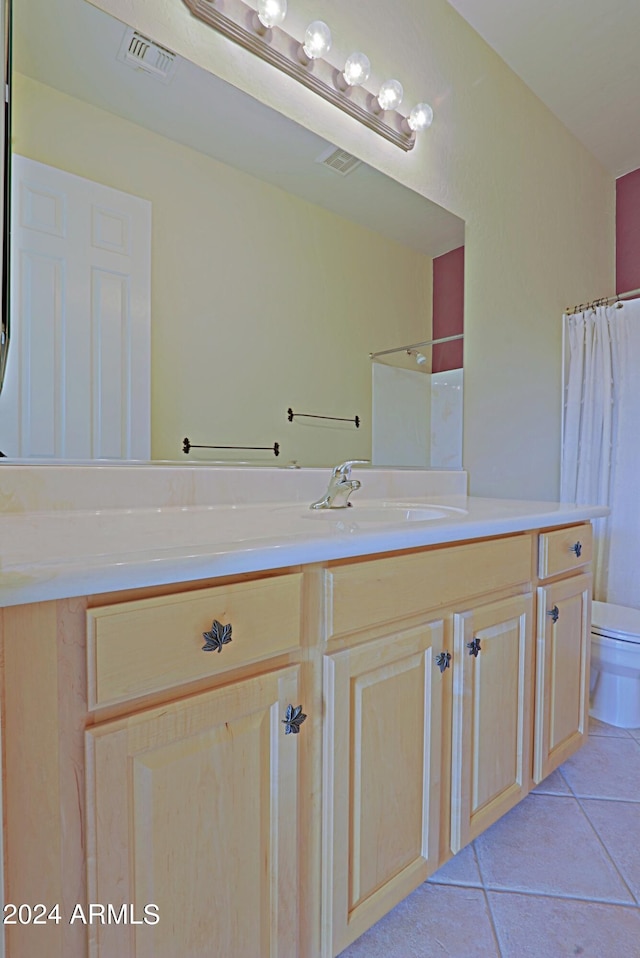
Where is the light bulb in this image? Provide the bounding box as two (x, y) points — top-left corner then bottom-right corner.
(257, 0), (287, 28)
(377, 79), (403, 111)
(415, 352), (427, 365)
(343, 52), (371, 87)
(303, 20), (332, 60)
(408, 102), (434, 132)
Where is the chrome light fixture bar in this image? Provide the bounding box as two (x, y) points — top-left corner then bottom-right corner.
(181, 0), (417, 151)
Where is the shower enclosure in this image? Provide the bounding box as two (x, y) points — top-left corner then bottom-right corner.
(370, 334), (463, 469)
(561, 296), (640, 607)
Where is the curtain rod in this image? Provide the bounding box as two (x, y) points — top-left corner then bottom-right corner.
(565, 287), (640, 316)
(370, 333), (463, 360)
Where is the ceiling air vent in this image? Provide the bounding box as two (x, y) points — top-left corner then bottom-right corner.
(315, 146), (362, 176)
(117, 29), (178, 83)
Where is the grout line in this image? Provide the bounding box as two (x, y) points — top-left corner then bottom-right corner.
(485, 886), (640, 910)
(483, 882), (639, 908)
(554, 758), (640, 803)
(480, 885), (505, 957)
(476, 791), (638, 911)
(560, 793), (640, 804)
(472, 840), (487, 886)
(529, 788), (574, 799)
(576, 795), (639, 906)
(471, 841), (505, 956)
(429, 876), (483, 888)
(557, 764), (577, 796)
(588, 724), (632, 740)
(589, 731), (632, 739)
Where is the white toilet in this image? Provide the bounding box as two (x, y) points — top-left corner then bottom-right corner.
(590, 600), (640, 728)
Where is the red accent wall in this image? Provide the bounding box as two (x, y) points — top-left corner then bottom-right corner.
(432, 245), (464, 373)
(616, 168), (640, 295)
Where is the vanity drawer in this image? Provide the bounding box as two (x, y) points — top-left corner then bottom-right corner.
(87, 573), (302, 708)
(326, 534), (532, 641)
(538, 524), (592, 579)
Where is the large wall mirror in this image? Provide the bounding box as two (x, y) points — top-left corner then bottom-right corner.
(0, 0), (10, 402)
(1, 0), (464, 468)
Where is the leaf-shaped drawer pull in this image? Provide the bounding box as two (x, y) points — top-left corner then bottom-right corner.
(202, 619), (233, 652)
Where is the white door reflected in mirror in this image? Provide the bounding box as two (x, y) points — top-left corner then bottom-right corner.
(1, 157), (151, 460)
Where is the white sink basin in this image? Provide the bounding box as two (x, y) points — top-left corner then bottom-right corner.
(301, 500), (467, 524)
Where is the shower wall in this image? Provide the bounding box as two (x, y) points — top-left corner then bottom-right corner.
(431, 368), (463, 468)
(372, 364), (431, 467)
(371, 363), (463, 469)
(606, 300), (640, 609)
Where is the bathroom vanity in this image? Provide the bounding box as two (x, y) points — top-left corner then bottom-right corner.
(0, 466), (605, 958)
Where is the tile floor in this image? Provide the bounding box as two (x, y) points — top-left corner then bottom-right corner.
(338, 718), (640, 958)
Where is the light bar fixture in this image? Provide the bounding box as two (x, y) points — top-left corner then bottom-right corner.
(181, 0), (434, 152)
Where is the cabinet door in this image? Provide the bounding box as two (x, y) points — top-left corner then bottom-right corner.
(86, 667), (302, 958)
(534, 573), (591, 783)
(322, 622), (445, 957)
(451, 594), (533, 853)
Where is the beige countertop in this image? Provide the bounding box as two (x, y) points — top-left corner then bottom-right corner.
(0, 474), (608, 606)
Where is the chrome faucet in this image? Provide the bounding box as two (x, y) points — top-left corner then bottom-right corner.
(310, 460), (369, 510)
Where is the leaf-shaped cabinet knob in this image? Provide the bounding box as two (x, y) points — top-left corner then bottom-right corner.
(436, 651), (452, 673)
(282, 704), (307, 735)
(202, 619), (233, 653)
(466, 637), (481, 658)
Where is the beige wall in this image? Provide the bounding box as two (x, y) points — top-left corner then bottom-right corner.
(14, 74), (432, 465)
(88, 0), (615, 498)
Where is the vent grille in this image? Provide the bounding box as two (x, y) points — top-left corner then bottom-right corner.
(117, 29), (178, 83)
(315, 146), (362, 176)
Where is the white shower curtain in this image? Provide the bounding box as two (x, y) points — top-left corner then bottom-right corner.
(561, 300), (640, 608)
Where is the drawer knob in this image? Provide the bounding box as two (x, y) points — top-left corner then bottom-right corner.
(436, 651), (451, 673)
(571, 541), (583, 558)
(202, 619), (233, 653)
(282, 704), (307, 735)
(547, 605), (560, 623)
(466, 638), (481, 658)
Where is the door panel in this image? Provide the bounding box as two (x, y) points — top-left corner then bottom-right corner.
(323, 621), (444, 956)
(1, 156), (151, 458)
(534, 574), (591, 783)
(451, 593), (533, 853)
(86, 667), (301, 958)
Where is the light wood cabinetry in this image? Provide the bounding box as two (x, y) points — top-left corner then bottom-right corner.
(322, 621), (444, 956)
(1, 600), (88, 958)
(86, 667), (302, 958)
(86, 573), (303, 708)
(451, 594), (533, 852)
(83, 573), (307, 958)
(0, 572), (310, 958)
(325, 535), (532, 641)
(538, 523), (592, 579)
(321, 533), (535, 956)
(533, 572), (592, 783)
(0, 522), (594, 958)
